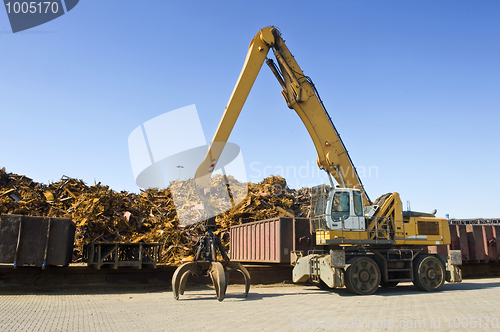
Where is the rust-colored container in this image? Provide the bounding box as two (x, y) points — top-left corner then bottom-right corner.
(426, 245), (449, 257)
(449, 225), (460, 251)
(456, 224), (470, 262)
(466, 225), (487, 263)
(0, 214), (75, 267)
(483, 225), (498, 262)
(230, 217), (313, 264)
(494, 225), (500, 261)
(449, 224), (470, 262)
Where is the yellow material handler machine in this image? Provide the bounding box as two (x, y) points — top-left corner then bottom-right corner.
(172, 27), (462, 299)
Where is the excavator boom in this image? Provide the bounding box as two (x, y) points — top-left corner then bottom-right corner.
(194, 27), (371, 206)
(179, 27), (462, 298)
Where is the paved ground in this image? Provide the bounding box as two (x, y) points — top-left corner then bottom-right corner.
(1, 278), (500, 331)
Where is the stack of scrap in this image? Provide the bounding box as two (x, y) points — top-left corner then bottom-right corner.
(216, 176), (311, 229)
(0, 167), (311, 265)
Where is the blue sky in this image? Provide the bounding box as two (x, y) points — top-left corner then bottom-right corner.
(1, 1), (499, 219)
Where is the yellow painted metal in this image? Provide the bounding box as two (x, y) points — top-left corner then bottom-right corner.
(269, 30), (370, 206)
(394, 216), (451, 246)
(368, 192), (450, 246)
(368, 192), (403, 240)
(194, 28), (274, 198)
(316, 230), (369, 244)
(194, 27), (370, 206)
(193, 26), (451, 249)
(316, 212), (451, 247)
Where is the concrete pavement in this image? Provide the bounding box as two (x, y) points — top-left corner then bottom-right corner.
(1, 279), (500, 331)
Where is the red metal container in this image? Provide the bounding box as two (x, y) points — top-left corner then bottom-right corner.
(466, 225), (487, 262)
(494, 225), (500, 260)
(230, 217), (313, 264)
(426, 245), (449, 257)
(483, 225), (498, 262)
(457, 224), (470, 262)
(449, 225), (460, 251)
(0, 214), (75, 267)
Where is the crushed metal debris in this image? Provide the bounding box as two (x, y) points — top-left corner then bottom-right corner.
(0, 167), (310, 265)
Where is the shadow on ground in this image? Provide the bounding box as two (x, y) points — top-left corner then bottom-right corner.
(2, 278), (499, 299)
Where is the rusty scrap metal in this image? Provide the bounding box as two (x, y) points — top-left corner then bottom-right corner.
(0, 167), (311, 265)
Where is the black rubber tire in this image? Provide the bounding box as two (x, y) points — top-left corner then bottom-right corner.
(412, 255), (445, 292)
(380, 281), (399, 288)
(344, 256), (381, 295)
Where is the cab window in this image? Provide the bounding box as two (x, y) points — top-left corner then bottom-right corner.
(331, 192), (350, 221)
(353, 191), (363, 216)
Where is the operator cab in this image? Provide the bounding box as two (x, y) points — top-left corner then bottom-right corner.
(310, 185), (367, 231)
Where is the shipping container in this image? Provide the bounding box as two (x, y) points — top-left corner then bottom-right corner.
(230, 217), (313, 263)
(0, 214), (75, 267)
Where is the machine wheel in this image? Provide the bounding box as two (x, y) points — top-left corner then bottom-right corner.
(380, 281), (399, 288)
(345, 257), (381, 295)
(412, 255), (445, 292)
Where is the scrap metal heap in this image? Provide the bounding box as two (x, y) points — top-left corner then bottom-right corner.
(0, 167), (310, 265)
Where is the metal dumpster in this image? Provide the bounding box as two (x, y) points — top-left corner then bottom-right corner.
(0, 214), (76, 267)
(229, 217), (314, 264)
(466, 224), (488, 263)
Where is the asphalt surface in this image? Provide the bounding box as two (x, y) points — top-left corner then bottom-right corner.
(1, 279), (500, 331)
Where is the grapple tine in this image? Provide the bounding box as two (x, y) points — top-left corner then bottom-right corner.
(228, 261), (251, 297)
(179, 269), (191, 296)
(208, 264), (219, 299)
(224, 269), (230, 295)
(172, 262), (197, 300)
(209, 262), (227, 301)
(171, 221), (252, 302)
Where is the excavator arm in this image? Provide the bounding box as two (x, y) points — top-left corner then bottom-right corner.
(194, 26), (371, 207)
(175, 27), (458, 300)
